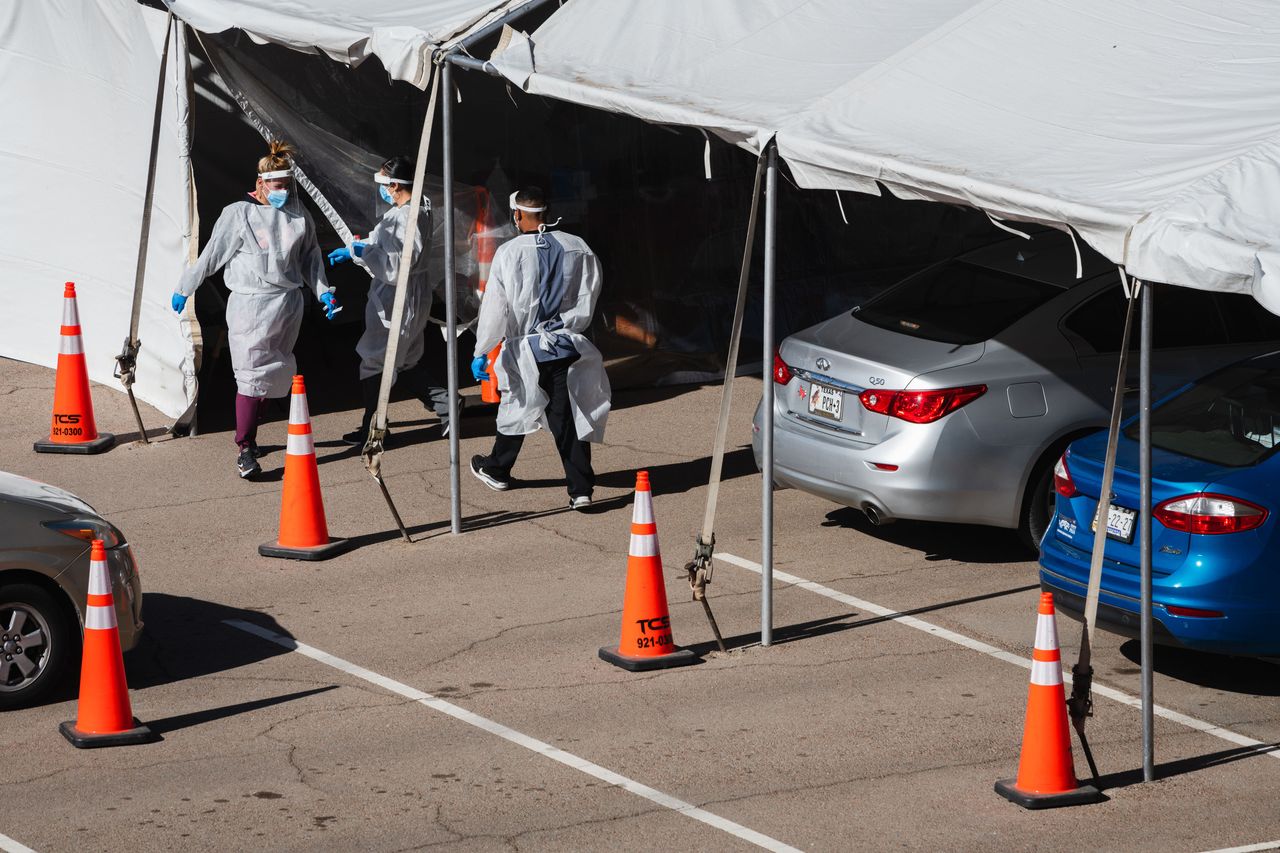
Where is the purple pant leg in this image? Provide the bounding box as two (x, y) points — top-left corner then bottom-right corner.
(234, 394), (267, 449)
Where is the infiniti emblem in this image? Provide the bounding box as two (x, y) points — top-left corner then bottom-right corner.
(815, 357), (831, 371)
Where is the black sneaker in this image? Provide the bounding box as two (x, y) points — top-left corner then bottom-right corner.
(470, 455), (510, 491)
(236, 447), (262, 479)
(247, 443), (265, 459)
(569, 495), (592, 511)
(340, 427), (366, 446)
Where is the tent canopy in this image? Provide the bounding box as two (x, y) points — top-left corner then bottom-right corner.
(168, 0), (533, 87)
(491, 0), (1280, 313)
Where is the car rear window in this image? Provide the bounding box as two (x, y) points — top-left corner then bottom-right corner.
(853, 261), (1063, 345)
(1126, 362), (1280, 467)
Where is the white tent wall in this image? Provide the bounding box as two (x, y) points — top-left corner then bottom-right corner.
(493, 0), (1280, 313)
(0, 0), (194, 421)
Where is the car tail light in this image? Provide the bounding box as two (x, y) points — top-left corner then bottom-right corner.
(1164, 604), (1224, 618)
(1053, 453), (1077, 498)
(772, 351), (793, 385)
(857, 385), (986, 424)
(1153, 493), (1268, 535)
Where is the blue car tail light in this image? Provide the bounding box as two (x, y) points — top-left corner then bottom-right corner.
(1153, 493), (1267, 535)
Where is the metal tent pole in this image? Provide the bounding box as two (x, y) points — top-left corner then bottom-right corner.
(1139, 280), (1154, 780)
(442, 59), (462, 535)
(761, 144), (778, 646)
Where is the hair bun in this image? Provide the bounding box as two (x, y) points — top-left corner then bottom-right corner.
(267, 138), (296, 159)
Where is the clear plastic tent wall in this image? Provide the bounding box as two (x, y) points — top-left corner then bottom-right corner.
(492, 0), (1280, 314)
(0, 0), (194, 419)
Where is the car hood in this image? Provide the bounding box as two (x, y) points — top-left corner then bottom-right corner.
(789, 312), (985, 381)
(0, 470), (97, 516)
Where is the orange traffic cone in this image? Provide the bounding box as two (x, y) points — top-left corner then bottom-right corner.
(258, 376), (348, 560)
(599, 471), (697, 671)
(995, 592), (1103, 808)
(35, 282), (114, 455)
(59, 540), (153, 748)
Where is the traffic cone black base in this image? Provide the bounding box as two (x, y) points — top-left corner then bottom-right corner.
(59, 718), (155, 749)
(258, 537), (350, 561)
(995, 779), (1104, 810)
(598, 646), (698, 672)
(34, 433), (115, 455)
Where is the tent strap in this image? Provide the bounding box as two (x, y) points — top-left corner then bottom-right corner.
(115, 8), (175, 444)
(681, 148), (769, 653)
(361, 60), (442, 541)
(1067, 271), (1140, 757)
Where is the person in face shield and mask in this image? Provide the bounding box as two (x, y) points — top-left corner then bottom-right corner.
(327, 156), (452, 445)
(171, 139), (339, 479)
(468, 186), (611, 510)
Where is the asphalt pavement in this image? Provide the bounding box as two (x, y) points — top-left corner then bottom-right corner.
(2, 357), (1279, 852)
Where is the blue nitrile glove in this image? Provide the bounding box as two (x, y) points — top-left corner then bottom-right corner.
(319, 291), (341, 321)
(327, 246), (351, 266)
(470, 355), (490, 382)
(171, 292), (188, 313)
(352, 240), (366, 258)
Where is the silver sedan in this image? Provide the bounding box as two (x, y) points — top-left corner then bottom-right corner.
(753, 232), (1280, 547)
(0, 471), (143, 709)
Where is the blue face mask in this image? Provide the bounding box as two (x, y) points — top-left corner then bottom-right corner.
(267, 189), (289, 209)
(379, 185), (393, 205)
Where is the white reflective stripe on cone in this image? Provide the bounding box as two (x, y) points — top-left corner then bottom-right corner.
(85, 603), (118, 630)
(88, 562), (111, 595)
(632, 494), (654, 525)
(289, 393), (311, 425)
(286, 432), (315, 456)
(630, 533), (658, 558)
(62, 296), (80, 326)
(1030, 659), (1063, 686)
(1034, 613), (1058, 652)
(59, 335), (84, 355)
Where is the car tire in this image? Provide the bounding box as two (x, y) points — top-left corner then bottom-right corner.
(1019, 454), (1058, 553)
(0, 583), (76, 711)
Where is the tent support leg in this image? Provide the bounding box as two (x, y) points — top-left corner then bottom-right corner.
(1139, 281), (1154, 781)
(442, 59), (462, 536)
(761, 144), (778, 647)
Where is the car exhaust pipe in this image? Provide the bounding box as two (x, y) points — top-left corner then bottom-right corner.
(863, 504), (892, 526)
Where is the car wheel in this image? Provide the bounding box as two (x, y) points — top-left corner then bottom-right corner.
(1019, 456), (1057, 553)
(0, 583), (75, 710)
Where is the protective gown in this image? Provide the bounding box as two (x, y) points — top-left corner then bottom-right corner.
(177, 195), (331, 398)
(353, 201), (433, 381)
(473, 230), (610, 442)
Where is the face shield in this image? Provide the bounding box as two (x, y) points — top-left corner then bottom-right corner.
(258, 169), (293, 209)
(508, 191), (559, 232)
(374, 171), (415, 216)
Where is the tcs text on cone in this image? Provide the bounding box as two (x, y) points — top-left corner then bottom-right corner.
(35, 282), (114, 455)
(995, 592), (1103, 809)
(599, 470), (697, 672)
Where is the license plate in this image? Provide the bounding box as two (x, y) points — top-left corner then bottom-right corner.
(1091, 504), (1136, 543)
(808, 382), (843, 421)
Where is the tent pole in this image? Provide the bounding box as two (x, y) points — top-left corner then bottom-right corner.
(442, 59), (462, 535)
(1139, 280), (1154, 780)
(761, 144), (777, 647)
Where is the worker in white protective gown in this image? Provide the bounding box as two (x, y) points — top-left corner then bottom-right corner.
(468, 186), (610, 510)
(172, 140), (338, 479)
(327, 156), (452, 445)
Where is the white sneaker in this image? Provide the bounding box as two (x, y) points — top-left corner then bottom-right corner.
(569, 495), (592, 511)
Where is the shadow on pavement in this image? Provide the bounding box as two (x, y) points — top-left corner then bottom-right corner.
(1118, 641), (1280, 696)
(126, 593), (297, 690)
(146, 685), (339, 735)
(1095, 742), (1280, 791)
(821, 507), (1034, 564)
(507, 446), (757, 497)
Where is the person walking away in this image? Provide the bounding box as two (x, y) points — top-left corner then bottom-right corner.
(329, 156), (452, 444)
(171, 139), (339, 479)
(468, 186), (610, 510)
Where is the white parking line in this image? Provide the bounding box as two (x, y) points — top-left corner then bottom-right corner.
(1198, 842), (1280, 853)
(717, 552), (1280, 760)
(0, 832), (37, 853)
(224, 619), (801, 853)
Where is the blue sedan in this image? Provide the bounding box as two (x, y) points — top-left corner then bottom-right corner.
(1040, 352), (1280, 656)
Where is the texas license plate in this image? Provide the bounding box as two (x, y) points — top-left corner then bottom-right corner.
(1091, 504), (1136, 543)
(808, 382), (843, 421)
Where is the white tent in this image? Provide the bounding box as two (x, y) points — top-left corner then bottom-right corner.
(491, 0), (1280, 312)
(0, 0), (194, 420)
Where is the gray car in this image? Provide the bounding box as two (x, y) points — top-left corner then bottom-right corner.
(753, 232), (1280, 547)
(0, 471), (143, 709)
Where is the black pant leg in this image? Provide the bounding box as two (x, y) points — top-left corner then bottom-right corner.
(541, 359), (595, 499)
(484, 432), (524, 477)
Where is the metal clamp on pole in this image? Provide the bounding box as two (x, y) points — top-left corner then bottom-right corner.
(682, 533), (726, 652)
